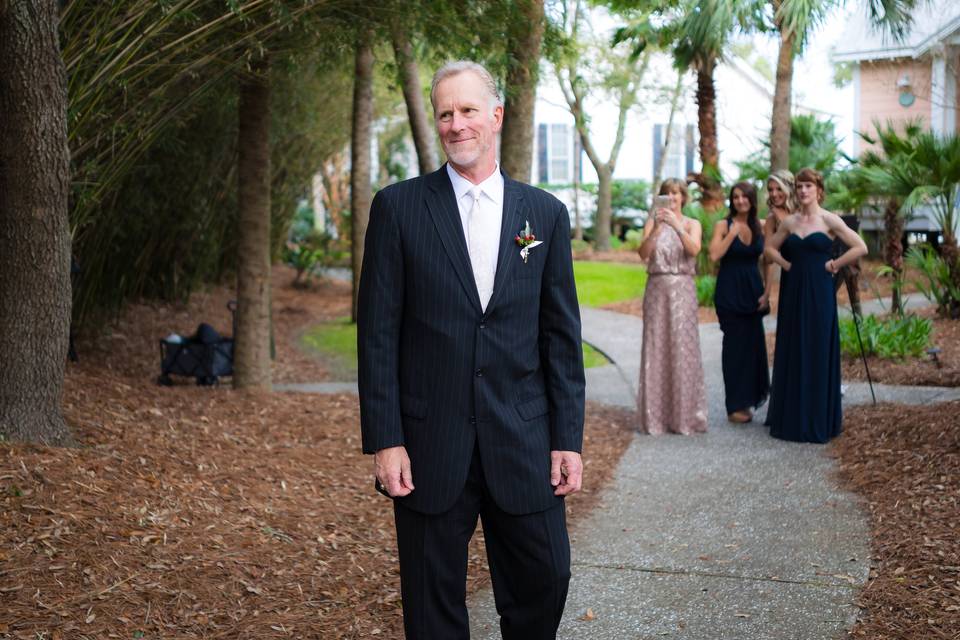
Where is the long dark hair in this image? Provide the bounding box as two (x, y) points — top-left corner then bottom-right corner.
(728, 181), (761, 238)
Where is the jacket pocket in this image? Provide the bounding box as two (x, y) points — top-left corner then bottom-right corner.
(516, 395), (549, 421)
(400, 394), (428, 420)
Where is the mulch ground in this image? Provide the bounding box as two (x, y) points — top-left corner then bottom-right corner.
(833, 402), (960, 639)
(0, 267), (635, 639)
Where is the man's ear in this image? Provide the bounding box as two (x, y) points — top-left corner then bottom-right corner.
(492, 104), (504, 132)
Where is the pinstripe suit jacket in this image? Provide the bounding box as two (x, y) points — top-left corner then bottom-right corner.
(357, 165), (585, 516)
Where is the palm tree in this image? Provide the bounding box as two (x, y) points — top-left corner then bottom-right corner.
(856, 122), (960, 317)
(669, 0), (749, 210)
(767, 0), (920, 173)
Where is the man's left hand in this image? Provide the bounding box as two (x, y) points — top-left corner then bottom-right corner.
(550, 450), (583, 496)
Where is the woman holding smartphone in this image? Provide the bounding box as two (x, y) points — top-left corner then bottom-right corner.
(636, 178), (707, 435)
(764, 168), (867, 443)
(709, 182), (769, 424)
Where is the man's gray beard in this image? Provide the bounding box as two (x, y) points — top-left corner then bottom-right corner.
(444, 147), (482, 168)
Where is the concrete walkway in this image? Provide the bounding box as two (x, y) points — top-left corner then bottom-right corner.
(466, 306), (960, 639)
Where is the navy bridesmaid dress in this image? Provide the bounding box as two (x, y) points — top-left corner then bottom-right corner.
(714, 222), (769, 416)
(765, 232), (842, 443)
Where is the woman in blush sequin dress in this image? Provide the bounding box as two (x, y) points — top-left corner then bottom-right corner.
(636, 178), (707, 435)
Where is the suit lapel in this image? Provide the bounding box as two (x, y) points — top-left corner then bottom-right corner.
(424, 167), (483, 313)
(486, 177), (523, 313)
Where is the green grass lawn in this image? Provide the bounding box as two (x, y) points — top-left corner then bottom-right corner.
(582, 342), (608, 369)
(301, 317), (357, 380)
(573, 261), (647, 307)
(301, 317), (608, 375)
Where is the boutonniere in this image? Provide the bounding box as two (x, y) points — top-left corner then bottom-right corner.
(515, 220), (543, 264)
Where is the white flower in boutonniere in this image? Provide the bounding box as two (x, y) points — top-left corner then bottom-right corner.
(515, 220), (543, 264)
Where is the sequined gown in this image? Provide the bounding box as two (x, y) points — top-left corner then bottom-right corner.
(638, 224), (708, 435)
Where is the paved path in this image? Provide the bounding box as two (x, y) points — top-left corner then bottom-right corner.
(466, 306), (960, 639)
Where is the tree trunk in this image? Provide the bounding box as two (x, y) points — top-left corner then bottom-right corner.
(770, 10), (795, 173)
(351, 29), (374, 322)
(321, 151), (348, 238)
(234, 58), (272, 390)
(0, 0), (73, 445)
(690, 59), (724, 211)
(391, 21), (437, 175)
(882, 198), (904, 315)
(595, 167), (613, 250)
(653, 70), (684, 198)
(573, 148), (583, 242)
(500, 0), (545, 183)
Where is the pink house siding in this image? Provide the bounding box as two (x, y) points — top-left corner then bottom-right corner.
(858, 58), (933, 137)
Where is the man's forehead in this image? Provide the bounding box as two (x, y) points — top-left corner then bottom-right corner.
(434, 73), (486, 102)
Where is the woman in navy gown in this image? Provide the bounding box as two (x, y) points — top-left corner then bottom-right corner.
(763, 170), (797, 428)
(709, 182), (770, 423)
(764, 168), (867, 443)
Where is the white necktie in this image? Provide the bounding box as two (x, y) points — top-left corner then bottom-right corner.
(467, 188), (493, 310)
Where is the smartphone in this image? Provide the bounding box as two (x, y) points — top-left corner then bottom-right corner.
(652, 195), (672, 211)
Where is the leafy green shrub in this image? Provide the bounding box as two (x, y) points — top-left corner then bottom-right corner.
(906, 244), (960, 318)
(839, 313), (932, 359)
(283, 230), (346, 287)
(685, 203), (725, 275)
(570, 238), (591, 254)
(609, 236), (623, 250)
(695, 275), (716, 308)
(624, 228), (644, 251)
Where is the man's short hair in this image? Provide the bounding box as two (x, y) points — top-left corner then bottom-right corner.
(430, 60), (503, 112)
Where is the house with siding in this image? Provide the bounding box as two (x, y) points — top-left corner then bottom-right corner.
(833, 2), (960, 239)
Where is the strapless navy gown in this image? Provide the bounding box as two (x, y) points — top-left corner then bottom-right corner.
(714, 230), (769, 416)
(765, 232), (842, 443)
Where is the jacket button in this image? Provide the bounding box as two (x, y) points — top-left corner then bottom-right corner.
(475, 368), (483, 377)
(479, 322), (486, 329)
(469, 415), (477, 424)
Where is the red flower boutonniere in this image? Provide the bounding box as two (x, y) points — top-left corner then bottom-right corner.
(515, 220), (543, 264)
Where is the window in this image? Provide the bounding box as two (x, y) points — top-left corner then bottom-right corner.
(549, 124), (571, 183)
(652, 124), (696, 182)
(536, 123), (575, 184)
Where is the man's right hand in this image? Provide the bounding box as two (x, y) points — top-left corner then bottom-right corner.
(375, 446), (415, 497)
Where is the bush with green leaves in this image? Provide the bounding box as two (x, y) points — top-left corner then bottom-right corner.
(906, 244), (960, 318)
(685, 203), (725, 275)
(283, 230), (346, 287)
(624, 228), (644, 251)
(839, 313), (932, 359)
(695, 275), (716, 308)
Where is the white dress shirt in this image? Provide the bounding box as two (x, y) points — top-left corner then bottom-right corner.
(447, 163), (504, 311)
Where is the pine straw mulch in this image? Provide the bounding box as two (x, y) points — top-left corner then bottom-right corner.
(0, 266), (636, 639)
(73, 265), (351, 386)
(833, 402), (960, 639)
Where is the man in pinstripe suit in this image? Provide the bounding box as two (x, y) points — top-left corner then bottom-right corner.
(357, 60), (585, 639)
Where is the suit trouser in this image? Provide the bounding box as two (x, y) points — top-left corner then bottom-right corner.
(393, 446), (571, 640)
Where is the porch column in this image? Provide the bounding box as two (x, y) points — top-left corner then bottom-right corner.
(930, 45), (957, 137)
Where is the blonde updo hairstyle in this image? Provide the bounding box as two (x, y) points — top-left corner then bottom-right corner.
(767, 169), (798, 214)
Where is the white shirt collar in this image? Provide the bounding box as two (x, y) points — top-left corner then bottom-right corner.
(446, 163), (504, 206)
